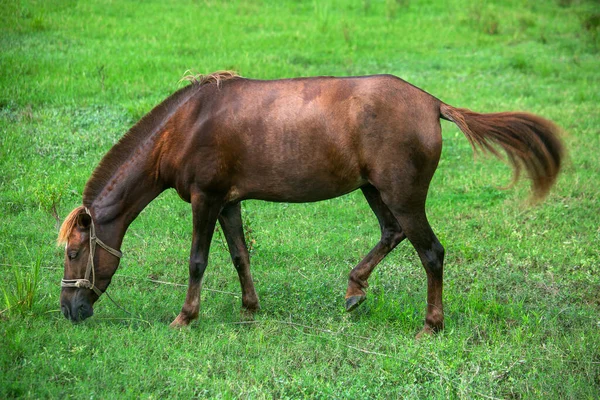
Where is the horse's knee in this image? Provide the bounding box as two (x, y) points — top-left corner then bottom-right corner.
(189, 259), (208, 280)
(232, 254), (243, 270)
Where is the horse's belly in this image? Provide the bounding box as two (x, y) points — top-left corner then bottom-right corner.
(232, 168), (367, 203)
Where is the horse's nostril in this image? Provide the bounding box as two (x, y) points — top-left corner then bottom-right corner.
(61, 304), (71, 319)
(76, 304), (87, 321)
(73, 302), (93, 322)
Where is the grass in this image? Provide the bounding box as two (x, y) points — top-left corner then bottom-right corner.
(1, 248), (41, 317)
(1, 0), (599, 398)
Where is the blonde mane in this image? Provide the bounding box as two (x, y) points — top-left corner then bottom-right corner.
(57, 206), (85, 246)
(179, 70), (240, 87)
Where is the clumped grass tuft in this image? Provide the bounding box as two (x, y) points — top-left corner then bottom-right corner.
(1, 252), (42, 317)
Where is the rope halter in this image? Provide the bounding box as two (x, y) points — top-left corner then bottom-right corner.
(61, 207), (123, 297)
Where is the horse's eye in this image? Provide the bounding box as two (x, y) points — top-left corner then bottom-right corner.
(68, 251), (78, 260)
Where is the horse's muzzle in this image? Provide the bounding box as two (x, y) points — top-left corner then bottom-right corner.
(61, 298), (94, 322)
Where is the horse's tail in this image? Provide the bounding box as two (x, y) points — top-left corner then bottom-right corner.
(439, 103), (564, 201)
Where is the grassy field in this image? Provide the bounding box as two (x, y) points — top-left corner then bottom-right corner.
(1, 0), (599, 398)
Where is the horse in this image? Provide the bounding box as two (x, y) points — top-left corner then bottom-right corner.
(58, 71), (563, 337)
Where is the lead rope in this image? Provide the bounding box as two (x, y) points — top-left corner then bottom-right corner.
(102, 289), (135, 317)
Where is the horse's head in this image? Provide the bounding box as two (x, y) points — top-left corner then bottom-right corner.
(58, 206), (122, 322)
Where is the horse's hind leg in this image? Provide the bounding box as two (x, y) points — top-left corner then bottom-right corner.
(345, 185), (406, 312)
(171, 191), (223, 327)
(383, 196), (445, 337)
(218, 203), (260, 312)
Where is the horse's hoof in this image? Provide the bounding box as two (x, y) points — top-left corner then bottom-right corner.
(345, 295), (366, 312)
(242, 301), (260, 314)
(240, 307), (257, 320)
(415, 326), (434, 339)
(169, 314), (190, 328)
(416, 324), (443, 339)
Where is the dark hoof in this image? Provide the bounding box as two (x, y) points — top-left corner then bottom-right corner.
(416, 324), (444, 339)
(415, 326), (434, 340)
(242, 302), (260, 313)
(345, 295), (366, 312)
(240, 307), (257, 320)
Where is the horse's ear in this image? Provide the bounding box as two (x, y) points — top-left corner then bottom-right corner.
(76, 212), (92, 230)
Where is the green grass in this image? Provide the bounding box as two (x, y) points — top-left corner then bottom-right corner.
(1, 0), (599, 398)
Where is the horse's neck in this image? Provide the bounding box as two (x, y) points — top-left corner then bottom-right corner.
(84, 83), (203, 247)
(88, 151), (165, 244)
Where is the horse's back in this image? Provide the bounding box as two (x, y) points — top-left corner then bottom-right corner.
(161, 75), (443, 203)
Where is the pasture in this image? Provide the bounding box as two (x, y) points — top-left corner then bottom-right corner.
(1, 0), (599, 398)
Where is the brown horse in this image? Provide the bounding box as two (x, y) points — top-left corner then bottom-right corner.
(58, 72), (563, 336)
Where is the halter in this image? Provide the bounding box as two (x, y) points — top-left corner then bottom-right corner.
(61, 207), (123, 297)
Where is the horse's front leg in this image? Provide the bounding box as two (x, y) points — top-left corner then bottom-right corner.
(171, 192), (223, 327)
(218, 202), (260, 312)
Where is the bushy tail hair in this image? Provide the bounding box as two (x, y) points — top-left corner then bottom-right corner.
(440, 103), (564, 201)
